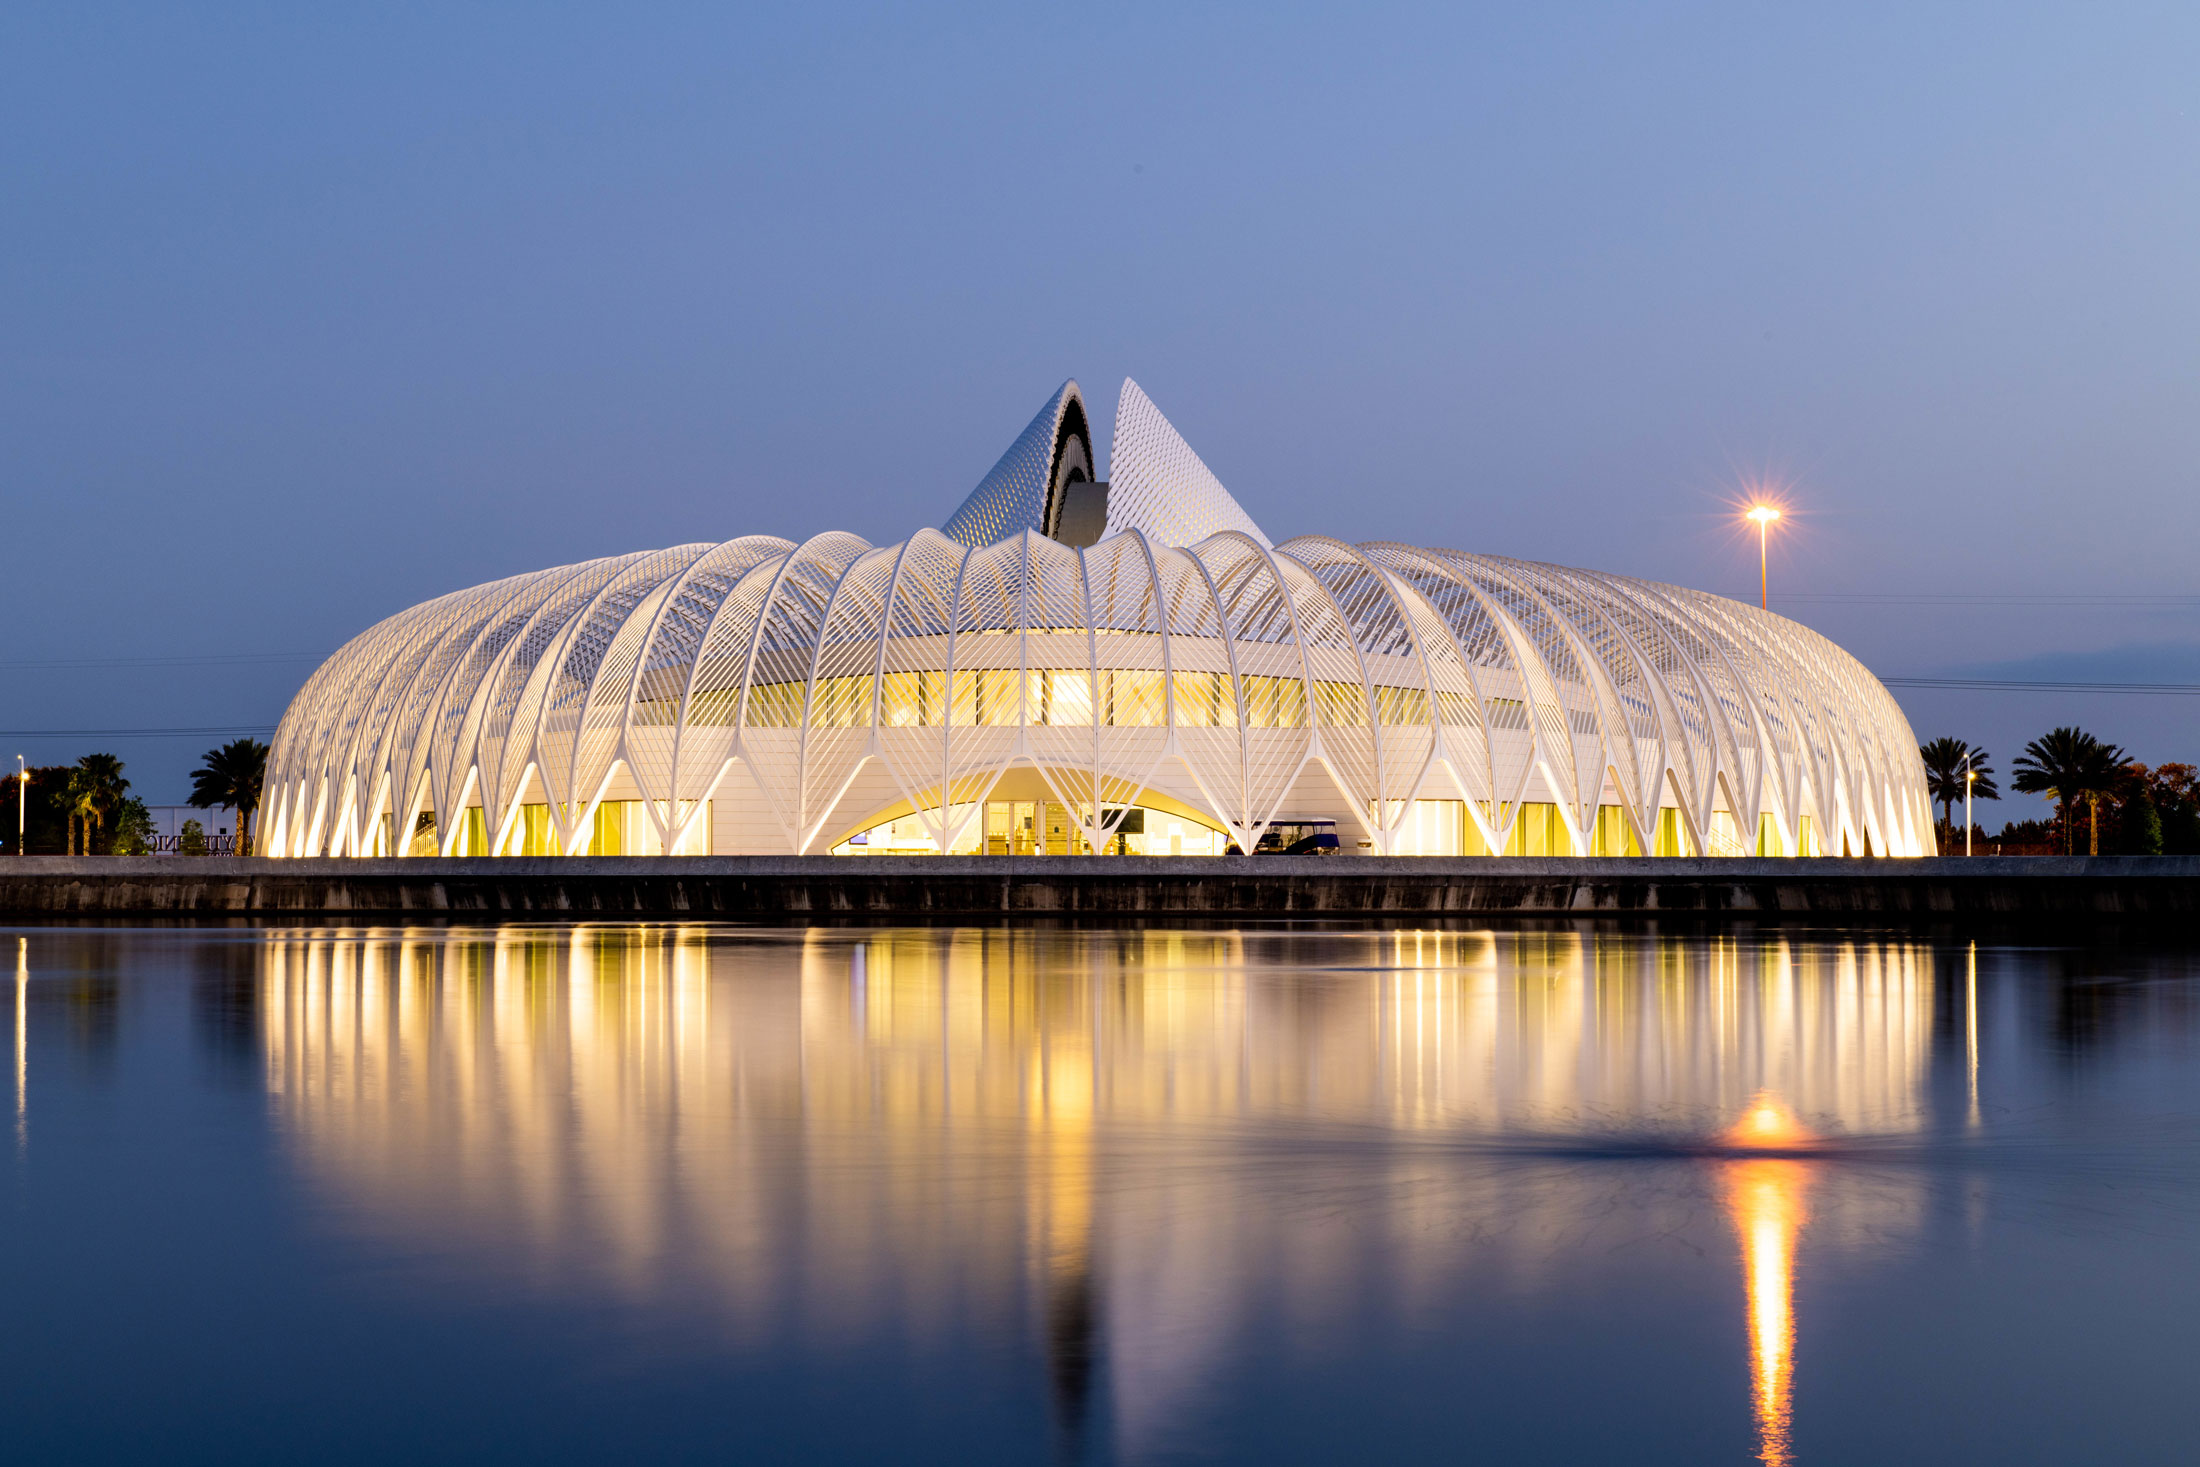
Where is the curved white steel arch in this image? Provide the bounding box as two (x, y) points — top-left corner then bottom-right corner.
(264, 380), (1932, 859)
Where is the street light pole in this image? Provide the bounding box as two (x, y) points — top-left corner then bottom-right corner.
(1964, 751), (1975, 858)
(1745, 505), (1781, 610)
(14, 756), (22, 857)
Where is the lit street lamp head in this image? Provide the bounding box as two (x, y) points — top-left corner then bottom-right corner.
(1744, 504), (1783, 609)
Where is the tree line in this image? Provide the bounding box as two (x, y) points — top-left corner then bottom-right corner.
(0, 739), (267, 856)
(1921, 727), (2199, 856)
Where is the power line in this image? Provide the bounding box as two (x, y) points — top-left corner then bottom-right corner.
(0, 653), (322, 671)
(0, 726), (279, 741)
(1790, 594), (2200, 606)
(1883, 677), (2200, 695)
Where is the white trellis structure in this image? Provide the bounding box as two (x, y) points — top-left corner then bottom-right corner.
(262, 380), (1933, 860)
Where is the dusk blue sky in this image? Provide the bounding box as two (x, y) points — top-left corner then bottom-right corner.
(4, 3), (2195, 809)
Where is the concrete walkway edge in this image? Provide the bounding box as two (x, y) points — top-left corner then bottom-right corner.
(0, 855), (2195, 918)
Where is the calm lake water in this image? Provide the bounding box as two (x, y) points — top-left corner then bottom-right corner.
(3, 922), (2198, 1465)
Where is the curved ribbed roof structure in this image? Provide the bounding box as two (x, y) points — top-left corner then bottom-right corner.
(939, 380), (1095, 549)
(263, 380), (1932, 860)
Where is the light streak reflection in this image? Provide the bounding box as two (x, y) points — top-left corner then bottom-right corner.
(13, 935), (25, 1147)
(1720, 1090), (1817, 1465)
(1967, 940), (1981, 1129)
(1725, 1154), (1813, 1467)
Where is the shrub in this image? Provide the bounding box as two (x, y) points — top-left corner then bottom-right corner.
(107, 797), (154, 856)
(2118, 789), (2165, 855)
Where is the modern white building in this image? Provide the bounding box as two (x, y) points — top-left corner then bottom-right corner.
(262, 378), (1933, 860)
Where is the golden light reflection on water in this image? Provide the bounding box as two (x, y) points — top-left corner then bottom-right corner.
(260, 925), (1935, 1454)
(1725, 1091), (1814, 1152)
(1725, 1155), (1812, 1467)
(1715, 1088), (1819, 1465)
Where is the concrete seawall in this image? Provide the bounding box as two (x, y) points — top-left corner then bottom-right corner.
(0, 855), (2196, 921)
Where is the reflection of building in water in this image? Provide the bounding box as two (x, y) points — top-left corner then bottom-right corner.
(262, 925), (1932, 1455)
(797, 928), (1935, 1137)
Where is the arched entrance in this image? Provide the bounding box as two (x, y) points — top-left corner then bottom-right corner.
(826, 768), (1230, 856)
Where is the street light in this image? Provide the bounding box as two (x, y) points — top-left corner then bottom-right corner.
(1745, 505), (1782, 610)
(13, 756), (21, 858)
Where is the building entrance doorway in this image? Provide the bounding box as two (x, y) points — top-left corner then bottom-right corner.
(831, 795), (1229, 856)
(984, 800), (1080, 855)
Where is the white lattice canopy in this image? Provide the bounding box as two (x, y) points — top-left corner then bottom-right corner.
(264, 379), (1933, 859)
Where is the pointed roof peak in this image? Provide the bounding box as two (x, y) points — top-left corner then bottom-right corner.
(1103, 379), (1271, 548)
(939, 380), (1094, 549)
(939, 376), (1269, 550)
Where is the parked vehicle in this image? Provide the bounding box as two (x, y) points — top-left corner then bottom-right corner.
(1236, 819), (1341, 856)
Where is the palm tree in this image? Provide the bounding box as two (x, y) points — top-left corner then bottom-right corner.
(189, 738), (269, 856)
(1919, 738), (2000, 844)
(64, 770), (102, 857)
(2081, 741), (2132, 855)
(69, 753), (129, 855)
(2011, 727), (2127, 855)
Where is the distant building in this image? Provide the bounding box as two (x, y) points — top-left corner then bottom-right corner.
(262, 378), (1933, 859)
(144, 806), (237, 855)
